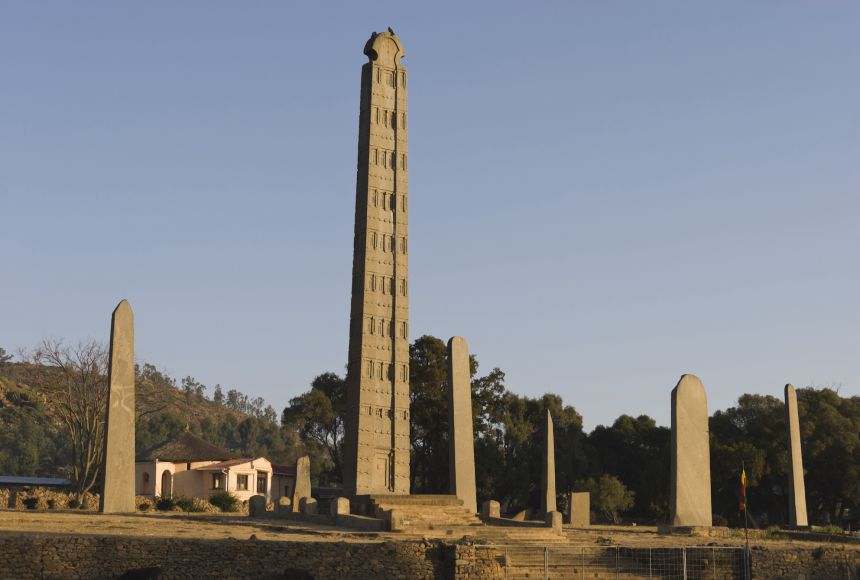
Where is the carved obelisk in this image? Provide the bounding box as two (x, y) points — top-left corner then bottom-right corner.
(447, 336), (477, 512)
(100, 299), (136, 513)
(541, 409), (557, 516)
(670, 374), (712, 527)
(343, 31), (410, 496)
(785, 384), (809, 527)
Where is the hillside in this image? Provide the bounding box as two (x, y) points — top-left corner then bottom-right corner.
(0, 362), (303, 480)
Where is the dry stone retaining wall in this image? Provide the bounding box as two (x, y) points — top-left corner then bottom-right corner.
(0, 533), (856, 579)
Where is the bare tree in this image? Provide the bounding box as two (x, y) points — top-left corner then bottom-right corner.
(29, 339), (108, 498)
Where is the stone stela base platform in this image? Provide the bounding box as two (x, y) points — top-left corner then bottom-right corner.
(658, 525), (731, 538)
(352, 494), (482, 531)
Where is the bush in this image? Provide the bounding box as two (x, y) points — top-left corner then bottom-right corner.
(156, 496), (177, 511)
(712, 514), (729, 527)
(209, 491), (240, 513)
(764, 525), (788, 540)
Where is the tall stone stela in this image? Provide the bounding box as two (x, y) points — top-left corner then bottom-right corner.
(670, 374), (712, 527)
(541, 410), (557, 516)
(784, 384), (809, 527)
(100, 300), (136, 513)
(343, 31), (411, 496)
(447, 336), (477, 513)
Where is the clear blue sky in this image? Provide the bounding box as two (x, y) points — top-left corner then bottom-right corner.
(2, 2), (858, 430)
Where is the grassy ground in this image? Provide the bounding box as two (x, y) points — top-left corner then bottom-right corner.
(1, 510), (857, 552)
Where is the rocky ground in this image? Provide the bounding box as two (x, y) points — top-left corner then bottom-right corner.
(0, 510), (857, 553)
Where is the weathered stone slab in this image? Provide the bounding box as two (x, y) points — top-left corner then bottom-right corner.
(481, 500), (500, 520)
(276, 497), (291, 515)
(387, 508), (405, 531)
(545, 510), (562, 534)
(299, 497), (317, 515)
(568, 492), (590, 527)
(785, 384), (809, 527)
(541, 409), (557, 516)
(447, 336), (477, 513)
(330, 497), (350, 517)
(248, 495), (267, 517)
(100, 300), (136, 513)
(670, 374), (712, 527)
(292, 455), (311, 513)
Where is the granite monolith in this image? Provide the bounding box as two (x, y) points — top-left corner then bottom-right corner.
(670, 374), (712, 527)
(100, 300), (136, 513)
(292, 455), (311, 513)
(785, 384), (809, 527)
(541, 409), (557, 516)
(568, 492), (590, 527)
(343, 30), (411, 496)
(447, 336), (477, 513)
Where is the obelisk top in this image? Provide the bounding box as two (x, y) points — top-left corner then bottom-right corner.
(364, 30), (405, 64)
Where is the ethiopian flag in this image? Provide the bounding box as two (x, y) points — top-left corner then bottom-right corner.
(739, 466), (748, 511)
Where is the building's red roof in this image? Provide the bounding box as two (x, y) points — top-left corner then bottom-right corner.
(272, 464), (296, 477)
(195, 458), (253, 471)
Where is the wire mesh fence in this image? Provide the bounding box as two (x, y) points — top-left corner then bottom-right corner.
(496, 545), (749, 580)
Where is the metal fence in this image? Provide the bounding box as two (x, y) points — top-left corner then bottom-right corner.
(496, 545), (749, 580)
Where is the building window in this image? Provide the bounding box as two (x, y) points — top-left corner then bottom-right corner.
(143, 472), (150, 483)
(212, 473), (224, 490)
(237, 474), (249, 491)
(374, 149), (378, 165)
(374, 190), (378, 207)
(377, 362), (383, 378)
(257, 474), (267, 494)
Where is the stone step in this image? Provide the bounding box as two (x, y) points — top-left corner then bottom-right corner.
(365, 494), (464, 506)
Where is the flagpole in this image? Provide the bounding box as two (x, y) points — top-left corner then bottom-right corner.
(742, 461), (750, 580)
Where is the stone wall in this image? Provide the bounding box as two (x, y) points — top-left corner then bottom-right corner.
(0, 534), (459, 580)
(0, 532), (856, 579)
(0, 487), (100, 511)
(750, 545), (860, 579)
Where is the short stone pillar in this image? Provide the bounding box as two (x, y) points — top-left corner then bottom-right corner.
(568, 492), (590, 527)
(276, 497), (292, 515)
(545, 510), (562, 534)
(670, 374), (712, 527)
(292, 455), (312, 513)
(330, 497), (350, 517)
(481, 500), (500, 520)
(785, 384), (809, 527)
(541, 409), (557, 516)
(299, 497), (317, 515)
(248, 495), (267, 517)
(387, 509), (405, 532)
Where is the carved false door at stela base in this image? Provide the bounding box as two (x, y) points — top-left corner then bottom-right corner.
(373, 451), (394, 492)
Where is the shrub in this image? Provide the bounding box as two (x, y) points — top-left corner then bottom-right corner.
(712, 514), (729, 527)
(209, 491), (240, 513)
(156, 496), (177, 511)
(764, 525), (789, 540)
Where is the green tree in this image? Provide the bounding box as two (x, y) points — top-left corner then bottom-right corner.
(575, 474), (635, 524)
(0, 347), (12, 367)
(586, 415), (669, 521)
(281, 372), (346, 483)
